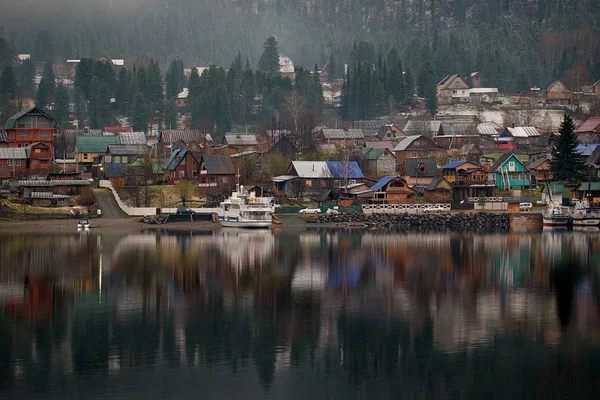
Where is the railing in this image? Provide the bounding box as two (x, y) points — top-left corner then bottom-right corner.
(99, 180), (219, 216)
(198, 183), (218, 187)
(467, 197), (504, 203)
(362, 203), (452, 215)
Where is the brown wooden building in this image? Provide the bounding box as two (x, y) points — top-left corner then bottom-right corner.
(2, 108), (57, 155)
(393, 135), (447, 175)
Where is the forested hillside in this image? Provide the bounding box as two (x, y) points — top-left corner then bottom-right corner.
(1, 0), (599, 91)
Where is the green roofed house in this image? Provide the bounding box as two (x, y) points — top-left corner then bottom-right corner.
(541, 183), (566, 206)
(574, 182), (600, 205)
(75, 135), (120, 165)
(361, 147), (396, 177)
(487, 153), (532, 190)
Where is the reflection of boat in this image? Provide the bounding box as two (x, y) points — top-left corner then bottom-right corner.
(542, 205), (570, 227)
(573, 226), (600, 232)
(217, 185), (275, 228)
(77, 218), (90, 229)
(291, 267), (327, 292)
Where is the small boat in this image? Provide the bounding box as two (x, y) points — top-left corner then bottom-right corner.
(571, 203), (600, 227)
(542, 205), (570, 227)
(217, 185), (276, 229)
(77, 218), (90, 229)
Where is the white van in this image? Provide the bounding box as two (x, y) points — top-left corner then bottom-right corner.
(519, 202), (533, 212)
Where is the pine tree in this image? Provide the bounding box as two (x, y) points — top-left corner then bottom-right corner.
(41, 61), (56, 101)
(0, 66), (18, 120)
(418, 60), (437, 114)
(18, 60), (35, 96)
(257, 36), (280, 75)
(550, 114), (586, 183)
(53, 84), (70, 127)
(132, 92), (149, 132)
(164, 100), (178, 130)
(74, 58), (95, 100)
(88, 76), (112, 129)
(36, 78), (51, 110)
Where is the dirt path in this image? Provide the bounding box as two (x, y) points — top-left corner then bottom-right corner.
(93, 189), (128, 219)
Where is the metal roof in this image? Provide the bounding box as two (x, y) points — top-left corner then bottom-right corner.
(117, 131), (147, 145)
(325, 161), (364, 179)
(587, 147), (600, 166)
(163, 149), (181, 169)
(477, 122), (503, 135)
(353, 120), (391, 137)
(361, 148), (392, 160)
(504, 127), (540, 138)
(271, 175), (296, 182)
(576, 144), (599, 156)
(441, 160), (470, 169)
(290, 161), (364, 179)
(393, 135), (425, 151)
(0, 148), (28, 159)
(224, 133), (258, 146)
(321, 129), (364, 139)
(18, 179), (90, 187)
(438, 123), (478, 137)
(368, 176), (398, 192)
(576, 182), (600, 191)
(30, 192), (69, 200)
(18, 180), (53, 187)
(76, 135), (120, 153)
(200, 155), (235, 175)
(159, 130), (208, 145)
(426, 177), (451, 191)
(107, 144), (147, 156)
(404, 158), (438, 177)
(4, 107), (56, 129)
(576, 116), (600, 133)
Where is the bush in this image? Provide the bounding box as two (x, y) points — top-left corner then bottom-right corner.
(77, 186), (95, 206)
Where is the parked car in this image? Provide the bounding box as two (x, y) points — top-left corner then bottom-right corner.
(326, 208), (340, 214)
(299, 207), (322, 214)
(423, 204), (447, 214)
(176, 208), (196, 215)
(519, 202), (533, 212)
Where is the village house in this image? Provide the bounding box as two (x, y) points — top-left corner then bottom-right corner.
(102, 144), (148, 185)
(197, 155), (236, 194)
(546, 80), (573, 105)
(576, 116), (600, 144)
(104, 126), (133, 133)
(434, 123), (479, 149)
(587, 146), (600, 180)
(264, 136), (298, 160)
(393, 135), (447, 175)
(541, 183), (566, 206)
(18, 179), (90, 207)
(403, 158), (438, 191)
(25, 142), (52, 170)
(316, 128), (364, 148)
(457, 144), (483, 164)
(424, 177), (453, 203)
(361, 148), (396, 177)
(222, 132), (259, 152)
(487, 153), (532, 190)
(0, 148), (28, 176)
(360, 176), (417, 204)
(279, 56), (296, 80)
(436, 74), (470, 105)
(403, 120), (442, 137)
(594, 80), (600, 98)
(163, 149), (199, 183)
(353, 120), (391, 138)
(441, 160), (495, 201)
(175, 88), (189, 108)
(75, 135), (120, 166)
(499, 127), (540, 147)
(271, 161), (365, 197)
(477, 121), (503, 136)
(2, 107), (57, 155)
(158, 130), (210, 158)
(374, 124), (405, 141)
(528, 158), (553, 182)
(574, 182), (600, 205)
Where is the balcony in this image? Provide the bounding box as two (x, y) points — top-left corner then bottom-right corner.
(198, 183), (218, 188)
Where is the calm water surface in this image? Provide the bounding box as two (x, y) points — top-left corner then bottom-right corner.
(1, 229), (600, 399)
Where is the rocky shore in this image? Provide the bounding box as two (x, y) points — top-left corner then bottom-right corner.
(307, 212), (510, 232)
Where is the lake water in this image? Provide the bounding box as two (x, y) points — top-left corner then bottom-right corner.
(1, 228), (600, 399)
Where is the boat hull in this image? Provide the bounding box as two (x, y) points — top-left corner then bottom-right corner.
(542, 216), (570, 227)
(219, 220), (272, 228)
(572, 218), (600, 226)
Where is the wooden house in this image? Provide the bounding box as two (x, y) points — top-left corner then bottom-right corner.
(393, 135), (447, 174)
(458, 144), (483, 163)
(353, 120), (391, 138)
(546, 80), (573, 105)
(576, 116), (600, 144)
(316, 128), (364, 148)
(499, 127), (540, 146)
(436, 74), (470, 105)
(197, 155), (236, 194)
(374, 124), (405, 141)
(3, 107), (57, 155)
(25, 142), (52, 170)
(424, 177), (452, 203)
(163, 149), (200, 183)
(223, 132), (258, 152)
(574, 182), (600, 205)
(487, 153), (532, 190)
(586, 147), (600, 181)
(403, 158), (438, 190)
(361, 148), (396, 177)
(363, 176), (417, 204)
(75, 135), (120, 165)
(528, 158), (553, 182)
(434, 123), (479, 148)
(441, 160), (495, 201)
(0, 148), (28, 175)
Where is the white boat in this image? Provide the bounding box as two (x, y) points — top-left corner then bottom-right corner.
(77, 218), (90, 229)
(217, 185), (275, 228)
(542, 205), (570, 227)
(571, 201), (600, 227)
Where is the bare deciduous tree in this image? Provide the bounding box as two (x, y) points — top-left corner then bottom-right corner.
(284, 91), (306, 136)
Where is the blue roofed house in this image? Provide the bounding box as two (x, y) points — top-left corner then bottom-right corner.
(487, 153), (532, 190)
(271, 161), (365, 198)
(359, 176), (417, 204)
(441, 160), (495, 201)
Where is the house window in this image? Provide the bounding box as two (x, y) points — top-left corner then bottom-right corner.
(181, 159), (186, 166)
(7, 160), (12, 166)
(411, 152), (417, 158)
(179, 170), (185, 178)
(387, 133), (391, 138)
(334, 180), (341, 187)
(320, 180), (326, 187)
(114, 156), (121, 163)
(104, 155), (112, 163)
(33, 159), (40, 165)
(34, 149), (41, 154)
(349, 180), (357, 184)
(83, 153), (88, 159)
(222, 176), (229, 183)
(15, 160), (21, 166)
(508, 161), (515, 172)
(305, 180), (312, 187)
(122, 156), (128, 164)
(192, 170), (198, 178)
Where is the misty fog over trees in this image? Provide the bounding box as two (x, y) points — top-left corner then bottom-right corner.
(1, 0), (599, 93)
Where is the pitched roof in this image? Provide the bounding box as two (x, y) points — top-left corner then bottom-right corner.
(535, 132), (557, 147)
(503, 127), (540, 138)
(361, 148), (392, 160)
(4, 107), (56, 129)
(321, 129), (364, 139)
(577, 182), (600, 191)
(543, 183), (566, 194)
(576, 116), (600, 133)
(576, 144), (599, 156)
(201, 155), (235, 175)
(290, 161), (364, 179)
(458, 143), (481, 156)
(393, 135), (426, 151)
(167, 149), (198, 170)
(438, 123), (477, 136)
(224, 133), (258, 146)
(0, 148), (28, 159)
(441, 160), (470, 169)
(325, 161), (364, 179)
(489, 153), (524, 172)
(426, 176), (452, 191)
(437, 74), (469, 90)
(18, 180), (90, 187)
(76, 135), (120, 153)
(160, 130), (209, 145)
(477, 122), (503, 136)
(107, 144), (147, 156)
(404, 158), (438, 177)
(117, 131), (147, 145)
(363, 141), (395, 151)
(403, 120), (442, 135)
(368, 176), (398, 192)
(528, 158), (550, 169)
(587, 146), (600, 166)
(354, 120), (391, 137)
(163, 149), (181, 169)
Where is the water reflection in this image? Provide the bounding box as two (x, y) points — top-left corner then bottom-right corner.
(1, 230), (600, 398)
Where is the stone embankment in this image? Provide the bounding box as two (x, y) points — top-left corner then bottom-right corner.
(307, 212), (510, 232)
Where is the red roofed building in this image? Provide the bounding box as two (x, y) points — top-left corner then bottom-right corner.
(104, 126), (133, 133)
(576, 116), (600, 144)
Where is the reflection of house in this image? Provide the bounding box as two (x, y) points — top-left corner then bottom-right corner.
(424, 177), (452, 202)
(271, 161), (365, 197)
(361, 148), (396, 177)
(546, 80), (573, 105)
(363, 176), (417, 204)
(437, 74), (470, 105)
(576, 116), (600, 144)
(488, 153), (532, 190)
(197, 155), (236, 194)
(393, 135), (447, 175)
(403, 158), (438, 190)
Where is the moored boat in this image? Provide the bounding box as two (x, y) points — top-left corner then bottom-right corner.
(571, 203), (600, 227)
(217, 185), (276, 229)
(542, 205), (570, 227)
(77, 218), (90, 229)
